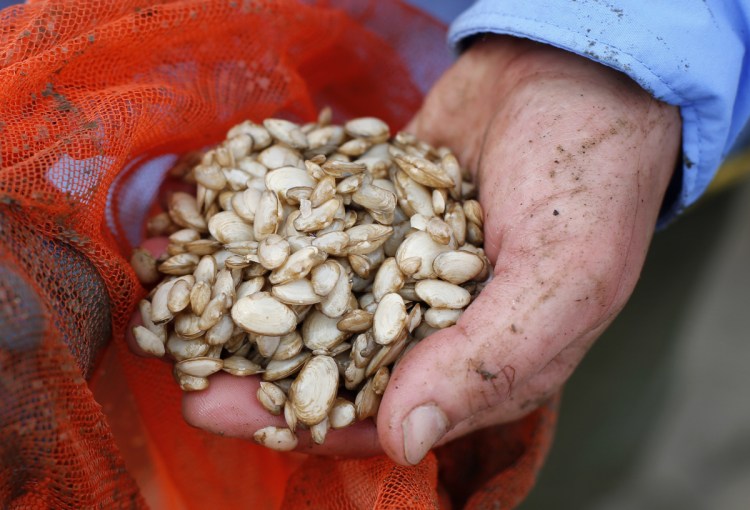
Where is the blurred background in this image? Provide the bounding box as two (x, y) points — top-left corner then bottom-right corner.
(521, 177), (750, 509)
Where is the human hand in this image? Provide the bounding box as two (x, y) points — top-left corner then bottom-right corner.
(375, 35), (681, 464)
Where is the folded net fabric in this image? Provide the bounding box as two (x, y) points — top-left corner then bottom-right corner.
(0, 1), (556, 507)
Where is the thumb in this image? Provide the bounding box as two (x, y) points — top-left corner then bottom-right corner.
(376, 241), (630, 466)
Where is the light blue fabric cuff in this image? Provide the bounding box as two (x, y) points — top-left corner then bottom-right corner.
(449, 0), (750, 225)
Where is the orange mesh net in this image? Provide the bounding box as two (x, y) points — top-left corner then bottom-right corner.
(0, 1), (558, 508)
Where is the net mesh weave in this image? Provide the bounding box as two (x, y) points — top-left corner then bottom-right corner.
(0, 1), (557, 508)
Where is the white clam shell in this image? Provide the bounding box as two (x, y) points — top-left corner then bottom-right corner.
(257, 381), (287, 415)
(232, 188), (261, 222)
(176, 374), (209, 392)
(262, 351), (312, 381)
(289, 355), (339, 426)
(271, 331), (304, 361)
(256, 335), (281, 358)
(310, 417), (330, 445)
(394, 171), (433, 218)
(372, 257), (405, 301)
(424, 307), (463, 329)
(257, 144), (302, 170)
(395, 231), (450, 280)
(231, 292), (297, 336)
(169, 192), (207, 231)
(336, 309), (373, 333)
(208, 211), (255, 244)
(307, 125), (345, 151)
(372, 293), (406, 345)
(354, 377), (382, 420)
(258, 234), (290, 270)
(175, 357), (224, 377)
(166, 333), (209, 361)
(318, 261), (352, 318)
(132, 326), (165, 357)
(440, 152), (463, 200)
(415, 280), (471, 309)
(345, 224), (393, 255)
(269, 246), (327, 285)
(328, 398), (356, 429)
(265, 166), (316, 200)
(433, 250), (484, 285)
(253, 190), (280, 241)
(312, 231), (349, 256)
(394, 154), (454, 189)
(344, 117), (390, 142)
(301, 309), (351, 351)
(222, 356), (263, 376)
(263, 118), (308, 150)
(253, 426), (298, 452)
(271, 278), (323, 305)
(235, 276), (265, 300)
(310, 260), (341, 296)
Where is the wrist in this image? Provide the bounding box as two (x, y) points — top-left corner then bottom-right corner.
(465, 35), (655, 107)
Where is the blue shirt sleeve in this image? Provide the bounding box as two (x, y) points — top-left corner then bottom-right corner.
(447, 0), (750, 223)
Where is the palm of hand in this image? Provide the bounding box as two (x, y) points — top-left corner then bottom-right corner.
(376, 36), (681, 464)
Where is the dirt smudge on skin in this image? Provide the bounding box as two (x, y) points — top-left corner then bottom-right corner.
(468, 360), (516, 401)
(537, 278), (562, 305)
(470, 359), (497, 381)
(501, 365), (516, 396)
(478, 368), (497, 381)
(576, 118), (630, 155)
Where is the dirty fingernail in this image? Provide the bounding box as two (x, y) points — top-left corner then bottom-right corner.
(402, 403), (449, 465)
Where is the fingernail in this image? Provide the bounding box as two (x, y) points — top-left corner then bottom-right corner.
(402, 403), (449, 465)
